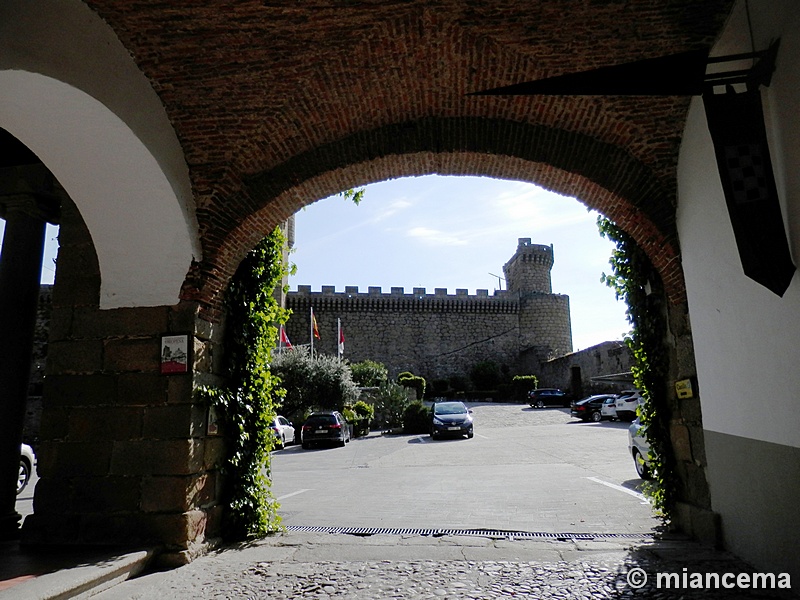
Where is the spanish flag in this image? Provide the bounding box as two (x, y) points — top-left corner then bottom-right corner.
(311, 308), (320, 339)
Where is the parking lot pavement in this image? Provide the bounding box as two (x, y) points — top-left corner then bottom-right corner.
(28, 403), (796, 600)
(270, 402), (657, 535)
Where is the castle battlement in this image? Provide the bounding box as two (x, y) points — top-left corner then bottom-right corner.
(288, 285), (518, 314)
(292, 285), (509, 299)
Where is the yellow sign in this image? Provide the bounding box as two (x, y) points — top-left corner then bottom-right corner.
(675, 378), (694, 399)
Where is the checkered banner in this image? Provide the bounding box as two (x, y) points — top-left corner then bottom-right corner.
(703, 88), (795, 296)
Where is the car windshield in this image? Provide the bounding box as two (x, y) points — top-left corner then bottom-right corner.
(434, 402), (467, 416)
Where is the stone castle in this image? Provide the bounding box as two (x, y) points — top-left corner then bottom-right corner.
(285, 238), (573, 382)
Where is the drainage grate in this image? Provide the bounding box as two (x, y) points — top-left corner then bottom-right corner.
(285, 525), (652, 541)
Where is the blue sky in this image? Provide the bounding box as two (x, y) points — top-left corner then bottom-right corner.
(0, 175), (630, 351)
(290, 175), (630, 351)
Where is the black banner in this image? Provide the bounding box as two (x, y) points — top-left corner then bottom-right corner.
(703, 88), (795, 296)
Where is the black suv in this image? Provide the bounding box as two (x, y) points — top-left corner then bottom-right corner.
(528, 388), (569, 408)
(301, 411), (351, 449)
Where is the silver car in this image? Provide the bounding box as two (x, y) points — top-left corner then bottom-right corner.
(627, 418), (653, 480)
(18, 444), (36, 495)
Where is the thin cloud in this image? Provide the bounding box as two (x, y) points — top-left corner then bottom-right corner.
(407, 226), (468, 246)
(372, 199), (413, 222)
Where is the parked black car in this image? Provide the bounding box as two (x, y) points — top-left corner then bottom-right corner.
(528, 388), (569, 408)
(301, 411), (351, 448)
(430, 401), (474, 439)
(570, 394), (618, 422)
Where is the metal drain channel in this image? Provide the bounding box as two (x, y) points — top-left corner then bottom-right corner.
(285, 525), (652, 541)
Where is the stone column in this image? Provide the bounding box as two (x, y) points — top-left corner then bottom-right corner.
(21, 196), (226, 567)
(0, 173), (59, 538)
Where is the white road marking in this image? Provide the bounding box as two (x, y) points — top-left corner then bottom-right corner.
(476, 433), (490, 439)
(277, 489), (312, 501)
(585, 477), (649, 504)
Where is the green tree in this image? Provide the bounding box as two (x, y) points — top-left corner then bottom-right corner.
(271, 347), (359, 418)
(350, 359), (389, 387)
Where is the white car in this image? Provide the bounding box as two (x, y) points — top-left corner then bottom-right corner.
(600, 396), (619, 420)
(628, 418), (654, 479)
(269, 416), (296, 449)
(615, 390), (643, 421)
(18, 444), (36, 495)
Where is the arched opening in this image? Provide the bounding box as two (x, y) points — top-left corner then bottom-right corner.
(264, 174), (654, 537)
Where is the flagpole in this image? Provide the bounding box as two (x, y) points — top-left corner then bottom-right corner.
(310, 307), (314, 357)
(337, 318), (341, 362)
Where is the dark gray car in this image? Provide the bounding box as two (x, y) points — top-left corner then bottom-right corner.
(301, 411), (351, 448)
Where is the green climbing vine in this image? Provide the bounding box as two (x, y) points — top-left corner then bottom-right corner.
(200, 226), (291, 540)
(598, 216), (676, 519)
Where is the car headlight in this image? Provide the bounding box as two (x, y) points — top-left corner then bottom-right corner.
(432, 418), (443, 425)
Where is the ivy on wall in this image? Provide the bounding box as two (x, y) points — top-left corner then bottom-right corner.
(598, 216), (676, 518)
(200, 226), (291, 540)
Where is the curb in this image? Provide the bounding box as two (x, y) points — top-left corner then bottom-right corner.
(0, 550), (153, 600)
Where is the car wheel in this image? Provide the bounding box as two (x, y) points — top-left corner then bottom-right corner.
(536, 400), (545, 409)
(277, 434), (285, 449)
(301, 442), (310, 450)
(591, 411), (602, 422)
(633, 449), (652, 480)
(17, 459), (30, 495)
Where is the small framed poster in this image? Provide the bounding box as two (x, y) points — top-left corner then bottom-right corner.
(160, 334), (190, 375)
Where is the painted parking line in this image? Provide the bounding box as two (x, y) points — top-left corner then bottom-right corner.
(585, 477), (649, 504)
(277, 489), (312, 501)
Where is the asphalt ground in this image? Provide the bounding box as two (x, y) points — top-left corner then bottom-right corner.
(270, 402), (656, 535)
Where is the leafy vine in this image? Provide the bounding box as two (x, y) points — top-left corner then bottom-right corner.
(598, 216), (676, 518)
(200, 226), (291, 540)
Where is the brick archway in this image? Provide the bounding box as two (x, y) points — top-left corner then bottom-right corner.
(191, 117), (685, 318)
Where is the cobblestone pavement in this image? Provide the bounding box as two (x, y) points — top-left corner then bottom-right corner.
(95, 532), (797, 600)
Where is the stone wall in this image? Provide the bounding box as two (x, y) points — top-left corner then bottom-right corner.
(538, 341), (635, 396)
(286, 287), (521, 381)
(285, 238), (574, 383)
(23, 197), (227, 566)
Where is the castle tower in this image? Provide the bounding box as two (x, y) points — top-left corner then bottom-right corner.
(503, 238), (554, 294)
(503, 238), (572, 361)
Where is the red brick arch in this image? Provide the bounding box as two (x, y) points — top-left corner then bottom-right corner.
(189, 117), (685, 319)
(84, 0), (734, 317)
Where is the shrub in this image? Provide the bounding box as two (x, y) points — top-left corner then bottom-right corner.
(430, 379), (449, 396)
(350, 360), (389, 387)
(373, 381), (410, 430)
(448, 374), (470, 393)
(347, 400), (375, 436)
(470, 360), (502, 391)
(403, 401), (431, 434)
(397, 371), (427, 399)
(511, 375), (539, 402)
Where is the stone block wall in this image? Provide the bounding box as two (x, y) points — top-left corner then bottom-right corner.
(286, 287), (521, 381)
(538, 341), (634, 395)
(503, 240), (554, 294)
(23, 198), (226, 566)
(517, 293), (573, 360)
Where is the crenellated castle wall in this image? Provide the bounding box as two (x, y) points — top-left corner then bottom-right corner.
(285, 286), (522, 381)
(285, 238), (573, 382)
